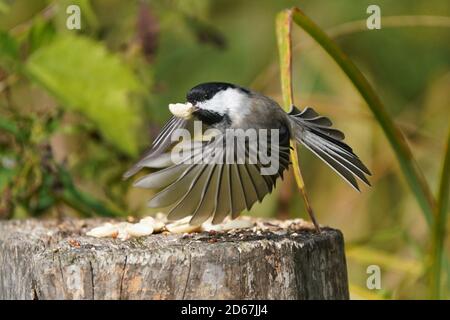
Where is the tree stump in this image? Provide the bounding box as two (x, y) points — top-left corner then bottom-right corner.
(0, 218), (349, 300)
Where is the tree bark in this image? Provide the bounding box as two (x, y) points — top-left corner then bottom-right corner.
(0, 218), (349, 300)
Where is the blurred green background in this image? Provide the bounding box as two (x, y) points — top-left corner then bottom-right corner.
(0, 0), (449, 299)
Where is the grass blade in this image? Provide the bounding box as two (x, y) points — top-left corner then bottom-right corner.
(276, 10), (320, 232)
(429, 127), (450, 299)
(288, 7), (436, 225)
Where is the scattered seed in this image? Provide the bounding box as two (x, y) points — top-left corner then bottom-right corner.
(221, 219), (254, 231)
(201, 222), (223, 232)
(140, 217), (165, 232)
(86, 223), (118, 238)
(126, 223), (153, 237)
(166, 223), (201, 234)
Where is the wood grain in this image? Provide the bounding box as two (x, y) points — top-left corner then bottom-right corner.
(0, 219), (349, 300)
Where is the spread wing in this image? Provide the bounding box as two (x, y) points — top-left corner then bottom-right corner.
(288, 106), (371, 191)
(132, 131), (291, 225)
(123, 116), (190, 179)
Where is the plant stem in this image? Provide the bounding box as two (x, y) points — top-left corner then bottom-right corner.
(429, 127), (450, 299)
(289, 7), (436, 225)
(276, 9), (321, 233)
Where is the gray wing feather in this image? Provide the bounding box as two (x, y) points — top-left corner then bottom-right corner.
(292, 106), (345, 141)
(230, 164), (248, 217)
(123, 116), (189, 179)
(302, 132), (362, 191)
(289, 106), (371, 191)
(147, 165), (198, 207)
(238, 165), (260, 206)
(135, 127), (290, 224)
(245, 164), (271, 201)
(212, 164), (232, 224)
(190, 165), (220, 225)
(166, 164), (208, 221)
(133, 163), (189, 189)
(307, 116), (332, 127)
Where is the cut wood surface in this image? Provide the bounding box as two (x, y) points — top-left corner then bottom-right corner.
(0, 218), (349, 300)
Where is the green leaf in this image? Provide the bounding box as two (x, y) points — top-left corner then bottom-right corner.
(27, 18), (56, 54)
(0, 159), (17, 192)
(0, 117), (20, 137)
(0, 30), (19, 71)
(25, 34), (143, 155)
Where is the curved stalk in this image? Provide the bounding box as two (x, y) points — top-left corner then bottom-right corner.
(288, 7), (436, 224)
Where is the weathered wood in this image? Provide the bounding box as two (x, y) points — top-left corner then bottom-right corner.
(0, 218), (349, 300)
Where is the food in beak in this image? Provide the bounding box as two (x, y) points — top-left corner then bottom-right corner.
(168, 102), (195, 119)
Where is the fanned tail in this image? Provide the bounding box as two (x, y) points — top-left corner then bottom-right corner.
(289, 106), (372, 191)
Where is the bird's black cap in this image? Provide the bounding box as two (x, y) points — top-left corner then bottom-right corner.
(186, 82), (249, 104)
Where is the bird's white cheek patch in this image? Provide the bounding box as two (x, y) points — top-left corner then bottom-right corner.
(169, 102), (195, 119)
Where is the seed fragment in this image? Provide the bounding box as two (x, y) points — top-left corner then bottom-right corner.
(86, 223), (118, 238)
(126, 223), (154, 237)
(168, 102), (195, 119)
(166, 223), (201, 234)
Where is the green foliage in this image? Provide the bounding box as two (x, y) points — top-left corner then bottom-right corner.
(290, 7), (436, 225)
(0, 0), (10, 14)
(430, 128), (450, 298)
(0, 0), (449, 299)
(278, 6), (449, 299)
(0, 30), (19, 70)
(26, 34), (143, 156)
(27, 18), (56, 54)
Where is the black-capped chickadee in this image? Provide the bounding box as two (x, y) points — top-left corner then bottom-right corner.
(124, 82), (371, 226)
